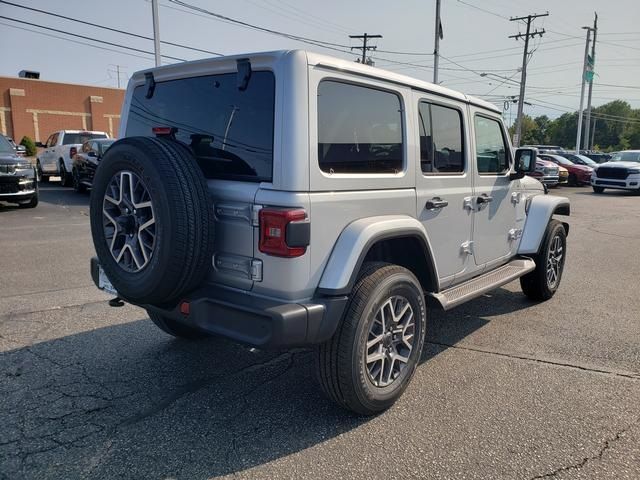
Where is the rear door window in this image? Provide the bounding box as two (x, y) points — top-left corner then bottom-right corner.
(418, 101), (464, 174)
(126, 71), (275, 182)
(317, 80), (403, 174)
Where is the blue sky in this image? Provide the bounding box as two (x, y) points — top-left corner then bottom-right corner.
(1, 0), (639, 122)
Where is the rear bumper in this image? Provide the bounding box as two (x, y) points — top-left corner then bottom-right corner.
(90, 257), (348, 348)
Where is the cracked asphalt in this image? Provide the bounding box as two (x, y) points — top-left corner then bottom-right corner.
(1, 184), (639, 479)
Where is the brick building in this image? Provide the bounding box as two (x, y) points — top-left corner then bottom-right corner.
(0, 76), (125, 143)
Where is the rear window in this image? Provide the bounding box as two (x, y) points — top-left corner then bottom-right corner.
(317, 80), (403, 174)
(62, 133), (108, 145)
(126, 71), (275, 182)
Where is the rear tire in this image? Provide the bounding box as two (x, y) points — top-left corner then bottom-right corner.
(592, 186), (605, 194)
(36, 160), (49, 183)
(315, 262), (427, 415)
(59, 161), (72, 187)
(520, 220), (567, 301)
(148, 310), (211, 339)
(72, 168), (86, 193)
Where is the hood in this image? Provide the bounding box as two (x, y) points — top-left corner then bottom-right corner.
(571, 163), (593, 172)
(0, 152), (33, 169)
(536, 159), (556, 167)
(599, 161), (640, 169)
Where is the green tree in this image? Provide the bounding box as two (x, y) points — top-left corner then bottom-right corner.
(20, 136), (37, 157)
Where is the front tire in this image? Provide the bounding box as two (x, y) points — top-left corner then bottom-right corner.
(520, 220), (567, 301)
(315, 262), (427, 415)
(148, 311), (211, 339)
(592, 186), (605, 193)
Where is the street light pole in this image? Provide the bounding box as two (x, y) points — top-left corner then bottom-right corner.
(151, 0), (161, 67)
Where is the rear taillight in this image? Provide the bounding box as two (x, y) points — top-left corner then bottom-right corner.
(259, 208), (309, 258)
(70, 147), (77, 157)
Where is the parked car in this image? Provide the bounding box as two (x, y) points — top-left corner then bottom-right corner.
(88, 50), (569, 415)
(0, 134), (38, 208)
(538, 153), (592, 186)
(71, 139), (116, 192)
(581, 151), (611, 163)
(528, 158), (559, 186)
(556, 152), (599, 168)
(557, 165), (569, 185)
(36, 130), (109, 186)
(591, 150), (640, 194)
(2, 135), (27, 157)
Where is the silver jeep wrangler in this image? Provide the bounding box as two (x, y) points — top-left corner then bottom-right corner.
(89, 50), (569, 415)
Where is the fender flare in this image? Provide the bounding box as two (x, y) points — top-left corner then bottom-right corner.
(316, 215), (438, 296)
(518, 194), (570, 255)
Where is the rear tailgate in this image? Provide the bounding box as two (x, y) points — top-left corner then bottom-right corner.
(122, 64), (277, 291)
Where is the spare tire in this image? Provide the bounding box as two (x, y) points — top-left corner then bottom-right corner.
(90, 137), (214, 305)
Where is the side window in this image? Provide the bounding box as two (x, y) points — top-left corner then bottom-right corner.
(418, 101), (464, 174)
(81, 142), (90, 153)
(52, 133), (59, 146)
(45, 135), (53, 148)
(317, 80), (403, 174)
(474, 116), (510, 174)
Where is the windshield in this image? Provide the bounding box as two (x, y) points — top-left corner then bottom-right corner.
(563, 153), (597, 167)
(126, 71), (275, 182)
(99, 140), (116, 154)
(0, 135), (15, 154)
(611, 151), (640, 163)
(63, 133), (108, 145)
(544, 155), (573, 166)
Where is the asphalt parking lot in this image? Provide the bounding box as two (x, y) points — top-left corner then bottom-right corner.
(1, 183), (639, 480)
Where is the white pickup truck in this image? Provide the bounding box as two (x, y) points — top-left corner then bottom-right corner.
(36, 130), (109, 185)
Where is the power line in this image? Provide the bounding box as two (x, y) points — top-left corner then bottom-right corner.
(0, 15), (187, 61)
(0, 0), (223, 57)
(166, 0), (352, 51)
(0, 20), (156, 63)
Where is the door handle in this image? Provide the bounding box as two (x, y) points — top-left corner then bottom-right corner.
(425, 197), (449, 210)
(476, 194), (493, 205)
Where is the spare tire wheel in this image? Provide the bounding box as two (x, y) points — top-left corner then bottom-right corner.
(90, 137), (214, 305)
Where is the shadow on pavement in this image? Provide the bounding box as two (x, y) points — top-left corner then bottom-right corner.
(1, 287), (530, 478)
(38, 182), (91, 207)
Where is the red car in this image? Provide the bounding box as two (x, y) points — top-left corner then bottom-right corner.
(538, 153), (593, 186)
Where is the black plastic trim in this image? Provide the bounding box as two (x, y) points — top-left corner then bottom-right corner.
(90, 257), (347, 348)
(316, 230), (438, 297)
(286, 219), (310, 248)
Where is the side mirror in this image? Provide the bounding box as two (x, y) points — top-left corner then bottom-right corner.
(511, 147), (537, 180)
(16, 145), (26, 152)
(35, 142), (46, 148)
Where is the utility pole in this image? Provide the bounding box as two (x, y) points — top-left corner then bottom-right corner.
(509, 12), (548, 147)
(116, 65), (121, 88)
(576, 25), (594, 154)
(590, 118), (597, 148)
(583, 12), (598, 150)
(151, 0), (161, 67)
(433, 0), (442, 84)
(350, 33), (382, 65)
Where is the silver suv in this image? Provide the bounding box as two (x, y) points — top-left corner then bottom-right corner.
(89, 50), (570, 415)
